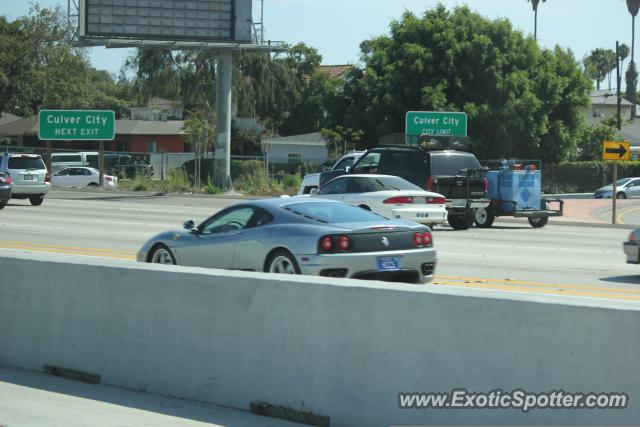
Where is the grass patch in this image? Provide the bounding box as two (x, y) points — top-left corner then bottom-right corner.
(120, 162), (303, 196)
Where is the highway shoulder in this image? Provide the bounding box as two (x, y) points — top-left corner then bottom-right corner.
(0, 365), (307, 427)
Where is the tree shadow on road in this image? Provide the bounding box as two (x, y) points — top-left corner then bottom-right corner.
(600, 275), (640, 285)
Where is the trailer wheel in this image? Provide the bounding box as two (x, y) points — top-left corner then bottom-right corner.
(474, 207), (495, 228)
(448, 210), (475, 230)
(528, 216), (548, 228)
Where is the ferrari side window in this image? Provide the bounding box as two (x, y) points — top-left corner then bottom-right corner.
(200, 207), (255, 234)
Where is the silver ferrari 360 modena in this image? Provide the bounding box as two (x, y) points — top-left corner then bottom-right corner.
(137, 198), (437, 283)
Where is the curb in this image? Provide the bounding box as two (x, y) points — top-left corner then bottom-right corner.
(543, 193), (594, 199)
(49, 187), (257, 200)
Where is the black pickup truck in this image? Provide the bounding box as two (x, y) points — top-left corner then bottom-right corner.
(319, 145), (489, 230)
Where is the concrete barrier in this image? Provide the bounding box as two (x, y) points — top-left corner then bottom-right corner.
(0, 251), (639, 426)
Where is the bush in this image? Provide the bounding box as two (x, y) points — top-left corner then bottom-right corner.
(131, 172), (152, 191)
(161, 169), (192, 193)
(177, 158), (311, 195)
(282, 171), (301, 189)
(544, 161), (640, 193)
(182, 158), (215, 183)
(203, 180), (222, 194)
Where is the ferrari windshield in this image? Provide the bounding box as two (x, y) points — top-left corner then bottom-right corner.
(283, 201), (385, 223)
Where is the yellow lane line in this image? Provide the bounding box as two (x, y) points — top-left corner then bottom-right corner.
(616, 206), (640, 225)
(430, 280), (640, 302)
(0, 242), (136, 260)
(435, 275), (640, 295)
(0, 240), (135, 254)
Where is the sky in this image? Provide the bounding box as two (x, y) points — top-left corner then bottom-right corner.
(1, 0), (635, 77)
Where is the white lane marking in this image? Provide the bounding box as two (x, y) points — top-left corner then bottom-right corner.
(6, 203), (217, 216)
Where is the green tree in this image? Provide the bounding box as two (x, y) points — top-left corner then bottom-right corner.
(340, 5), (591, 164)
(89, 69), (135, 117)
(619, 43), (630, 72)
(585, 48), (616, 90)
(243, 43), (340, 136)
(576, 122), (616, 161)
(234, 51), (303, 127)
(583, 56), (599, 89)
(527, 0), (547, 40)
(127, 49), (217, 115)
(128, 46), (320, 136)
(0, 6), (132, 117)
(321, 126), (364, 158)
(0, 5), (96, 116)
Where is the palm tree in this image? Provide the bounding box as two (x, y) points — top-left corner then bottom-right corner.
(585, 48), (615, 91)
(527, 0), (547, 40)
(626, 0), (640, 119)
(619, 43), (630, 71)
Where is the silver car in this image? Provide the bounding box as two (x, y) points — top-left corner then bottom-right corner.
(138, 198), (437, 284)
(594, 177), (640, 199)
(0, 153), (50, 206)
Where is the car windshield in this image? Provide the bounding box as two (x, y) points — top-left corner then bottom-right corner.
(283, 201), (385, 223)
(431, 153), (481, 175)
(616, 178), (633, 186)
(8, 157), (45, 170)
(333, 156), (357, 170)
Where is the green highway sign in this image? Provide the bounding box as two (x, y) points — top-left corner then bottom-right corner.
(405, 111), (468, 137)
(38, 110), (115, 140)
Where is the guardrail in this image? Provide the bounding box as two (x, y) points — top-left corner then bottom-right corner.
(0, 251), (638, 426)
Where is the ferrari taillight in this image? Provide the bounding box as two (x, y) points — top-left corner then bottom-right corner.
(337, 235), (351, 251)
(422, 231), (433, 246)
(320, 236), (333, 251)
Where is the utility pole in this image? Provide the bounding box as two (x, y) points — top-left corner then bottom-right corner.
(614, 41), (622, 224)
(617, 41), (623, 131)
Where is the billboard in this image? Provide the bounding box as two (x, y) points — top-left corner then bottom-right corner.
(79, 0), (252, 43)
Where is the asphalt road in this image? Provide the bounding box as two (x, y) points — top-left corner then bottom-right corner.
(2, 189), (639, 302)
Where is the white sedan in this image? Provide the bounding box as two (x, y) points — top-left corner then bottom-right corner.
(52, 167), (118, 190)
(311, 174), (448, 226)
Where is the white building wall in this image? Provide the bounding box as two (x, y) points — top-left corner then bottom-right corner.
(267, 144), (328, 165)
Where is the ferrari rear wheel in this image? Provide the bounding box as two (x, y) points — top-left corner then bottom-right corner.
(266, 249), (300, 275)
(149, 244), (176, 265)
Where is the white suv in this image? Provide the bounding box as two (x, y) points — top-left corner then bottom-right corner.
(0, 153), (51, 205)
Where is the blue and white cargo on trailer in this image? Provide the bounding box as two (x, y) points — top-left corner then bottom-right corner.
(473, 160), (563, 228)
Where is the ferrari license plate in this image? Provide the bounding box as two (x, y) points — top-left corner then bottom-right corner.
(376, 257), (401, 271)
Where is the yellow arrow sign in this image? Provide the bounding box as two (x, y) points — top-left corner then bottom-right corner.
(603, 141), (630, 161)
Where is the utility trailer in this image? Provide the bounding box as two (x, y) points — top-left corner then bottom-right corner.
(473, 160), (563, 228)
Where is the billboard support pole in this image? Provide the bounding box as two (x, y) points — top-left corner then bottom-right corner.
(213, 50), (233, 191)
(99, 140), (104, 187)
